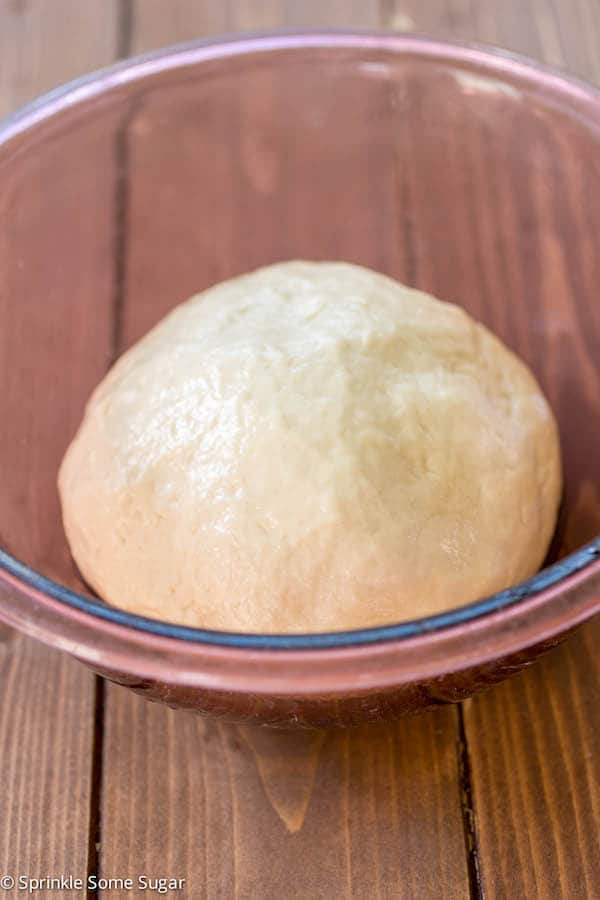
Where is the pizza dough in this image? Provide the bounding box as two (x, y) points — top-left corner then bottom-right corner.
(58, 261), (562, 632)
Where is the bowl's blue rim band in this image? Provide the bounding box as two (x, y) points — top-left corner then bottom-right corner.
(0, 542), (598, 649)
(0, 30), (599, 650)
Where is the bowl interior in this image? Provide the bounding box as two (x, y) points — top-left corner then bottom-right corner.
(1, 35), (599, 634)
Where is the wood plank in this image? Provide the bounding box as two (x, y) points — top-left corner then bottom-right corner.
(129, 0), (230, 52)
(283, 0), (381, 28)
(0, 0), (120, 887)
(100, 2), (470, 897)
(383, 3), (600, 897)
(382, 0), (545, 58)
(102, 689), (469, 899)
(383, 0), (600, 80)
(0, 635), (97, 886)
(536, 0), (600, 82)
(464, 619), (600, 900)
(129, 0), (381, 48)
(0, 0), (120, 116)
(129, 0), (290, 53)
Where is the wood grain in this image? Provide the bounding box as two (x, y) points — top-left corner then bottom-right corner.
(0, 0), (120, 117)
(383, 2), (600, 898)
(464, 619), (600, 900)
(383, 0), (600, 80)
(128, 0), (230, 52)
(101, 687), (470, 899)
(283, 0), (381, 28)
(0, 636), (96, 889)
(129, 0), (381, 45)
(0, 0), (121, 889)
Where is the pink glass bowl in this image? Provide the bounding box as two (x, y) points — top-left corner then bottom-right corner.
(0, 32), (598, 727)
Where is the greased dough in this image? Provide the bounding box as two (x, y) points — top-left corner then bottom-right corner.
(59, 262), (562, 632)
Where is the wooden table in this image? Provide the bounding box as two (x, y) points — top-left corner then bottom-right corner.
(0, 2), (598, 898)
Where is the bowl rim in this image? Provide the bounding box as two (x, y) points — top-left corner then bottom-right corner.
(1, 541), (599, 650)
(0, 29), (599, 686)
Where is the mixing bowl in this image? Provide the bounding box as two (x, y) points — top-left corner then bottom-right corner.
(0, 32), (598, 727)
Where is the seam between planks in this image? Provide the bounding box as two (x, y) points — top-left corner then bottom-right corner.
(86, 678), (106, 900)
(111, 0), (134, 360)
(458, 704), (484, 900)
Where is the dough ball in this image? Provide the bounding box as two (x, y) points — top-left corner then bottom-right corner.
(58, 261), (561, 632)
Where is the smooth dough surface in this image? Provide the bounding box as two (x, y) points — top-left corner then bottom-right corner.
(59, 261), (562, 632)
